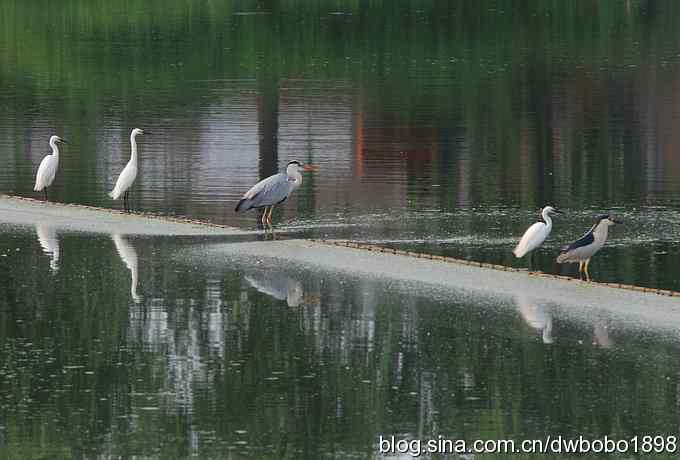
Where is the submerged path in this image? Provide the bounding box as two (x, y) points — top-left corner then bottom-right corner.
(2, 195), (679, 314)
(194, 239), (680, 332)
(0, 195), (252, 236)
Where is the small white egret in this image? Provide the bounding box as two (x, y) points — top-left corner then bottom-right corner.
(556, 214), (622, 281)
(513, 206), (562, 259)
(109, 128), (147, 212)
(34, 135), (67, 201)
(235, 160), (317, 226)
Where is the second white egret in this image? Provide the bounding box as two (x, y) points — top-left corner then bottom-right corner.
(513, 206), (562, 259)
(109, 128), (147, 212)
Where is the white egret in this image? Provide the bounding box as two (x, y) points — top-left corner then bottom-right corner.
(109, 128), (147, 212)
(235, 160), (317, 225)
(513, 206), (562, 259)
(556, 214), (622, 281)
(34, 135), (67, 201)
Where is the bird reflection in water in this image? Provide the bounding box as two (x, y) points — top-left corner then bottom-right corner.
(593, 322), (613, 349)
(112, 234), (142, 303)
(244, 270), (312, 307)
(516, 294), (553, 344)
(35, 224), (60, 272)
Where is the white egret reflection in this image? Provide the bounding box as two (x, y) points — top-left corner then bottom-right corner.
(112, 234), (142, 303)
(516, 294), (553, 344)
(35, 224), (60, 272)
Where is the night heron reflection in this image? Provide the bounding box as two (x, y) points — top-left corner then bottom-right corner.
(556, 214), (622, 281)
(235, 160), (317, 226)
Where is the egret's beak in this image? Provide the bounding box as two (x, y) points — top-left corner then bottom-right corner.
(60, 139), (68, 144)
(143, 130), (151, 135)
(303, 164), (318, 172)
(553, 209), (563, 214)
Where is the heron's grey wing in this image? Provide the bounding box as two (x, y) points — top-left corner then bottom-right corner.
(239, 173), (292, 209)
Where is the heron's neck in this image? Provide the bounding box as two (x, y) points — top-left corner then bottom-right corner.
(130, 134), (138, 164)
(541, 209), (553, 229)
(593, 221), (609, 242)
(50, 140), (60, 159)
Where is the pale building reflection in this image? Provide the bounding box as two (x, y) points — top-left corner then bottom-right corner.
(516, 294), (553, 344)
(112, 234), (142, 303)
(35, 224), (59, 272)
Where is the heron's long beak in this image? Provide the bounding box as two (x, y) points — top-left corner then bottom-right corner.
(303, 164), (318, 172)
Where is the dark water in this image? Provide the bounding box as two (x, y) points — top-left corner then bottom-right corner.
(2, 226), (680, 459)
(2, 1), (680, 457)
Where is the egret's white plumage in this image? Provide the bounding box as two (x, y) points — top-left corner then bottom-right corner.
(110, 128), (145, 211)
(34, 135), (66, 200)
(513, 206), (561, 258)
(235, 160), (317, 225)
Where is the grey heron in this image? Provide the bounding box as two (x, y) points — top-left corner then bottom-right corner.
(109, 128), (148, 212)
(235, 160), (317, 225)
(556, 214), (622, 281)
(513, 206), (562, 259)
(34, 135), (67, 201)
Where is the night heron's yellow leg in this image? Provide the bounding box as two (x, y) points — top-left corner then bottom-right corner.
(578, 261), (583, 280)
(261, 207), (269, 225)
(584, 259), (591, 282)
(266, 206), (274, 224)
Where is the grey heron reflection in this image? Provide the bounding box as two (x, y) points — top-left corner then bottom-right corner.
(244, 270), (304, 307)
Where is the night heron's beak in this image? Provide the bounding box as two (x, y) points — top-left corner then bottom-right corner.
(613, 218), (623, 224)
(303, 164), (318, 172)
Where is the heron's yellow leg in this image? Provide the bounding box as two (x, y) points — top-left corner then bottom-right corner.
(584, 259), (591, 282)
(266, 206), (274, 224)
(261, 207), (269, 225)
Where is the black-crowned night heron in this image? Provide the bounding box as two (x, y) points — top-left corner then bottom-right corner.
(513, 206), (562, 259)
(556, 214), (623, 281)
(235, 160), (317, 226)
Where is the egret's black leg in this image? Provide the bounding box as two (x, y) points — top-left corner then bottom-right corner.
(44, 188), (48, 201)
(124, 191), (129, 213)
